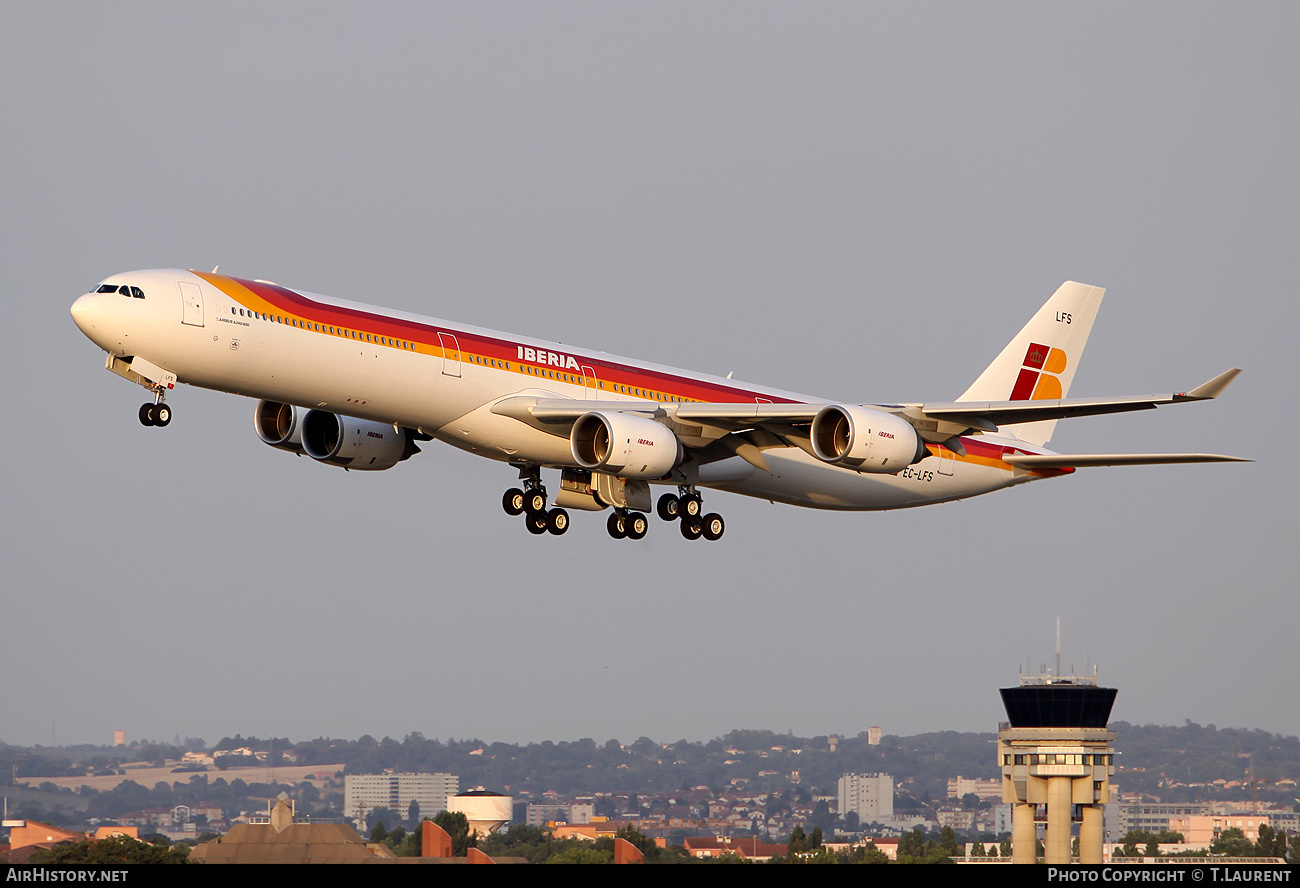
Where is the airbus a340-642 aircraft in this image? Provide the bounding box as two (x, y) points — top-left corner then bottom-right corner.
(71, 270), (1246, 540)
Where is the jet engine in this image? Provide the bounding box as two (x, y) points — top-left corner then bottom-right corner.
(253, 401), (419, 470)
(301, 409), (420, 470)
(254, 400), (306, 453)
(809, 405), (927, 473)
(570, 411), (681, 479)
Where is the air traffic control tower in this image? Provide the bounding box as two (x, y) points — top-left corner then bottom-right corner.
(998, 672), (1117, 864)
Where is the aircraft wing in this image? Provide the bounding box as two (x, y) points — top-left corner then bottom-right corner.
(501, 368), (1240, 434)
(490, 368), (1245, 472)
(491, 396), (823, 473)
(1004, 452), (1250, 468)
(910, 368), (1240, 429)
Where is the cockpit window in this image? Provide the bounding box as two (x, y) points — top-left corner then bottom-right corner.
(95, 283), (146, 298)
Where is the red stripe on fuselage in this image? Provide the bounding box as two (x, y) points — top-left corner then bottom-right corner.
(212, 275), (798, 405)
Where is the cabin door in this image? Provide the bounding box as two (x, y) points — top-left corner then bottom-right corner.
(179, 281), (204, 327)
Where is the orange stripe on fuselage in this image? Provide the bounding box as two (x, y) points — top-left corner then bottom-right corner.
(926, 440), (1074, 478)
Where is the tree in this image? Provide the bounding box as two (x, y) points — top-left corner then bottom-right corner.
(395, 828), (423, 858)
(385, 825), (407, 854)
(612, 824), (660, 860)
(31, 835), (189, 865)
(788, 825), (807, 855)
(938, 826), (960, 857)
(545, 846), (613, 864)
(480, 823), (549, 853)
(856, 841), (891, 864)
(1255, 824), (1287, 858)
(432, 810), (477, 856)
(808, 799), (835, 836)
(782, 846), (842, 864)
(1116, 827), (1181, 858)
(897, 826), (926, 858)
(808, 826), (824, 849)
(1211, 827), (1254, 858)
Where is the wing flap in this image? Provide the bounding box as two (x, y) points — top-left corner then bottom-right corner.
(492, 396), (822, 427)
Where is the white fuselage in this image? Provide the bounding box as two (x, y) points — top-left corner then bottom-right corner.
(71, 268), (1051, 510)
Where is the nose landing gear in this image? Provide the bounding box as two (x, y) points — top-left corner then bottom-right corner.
(137, 387), (172, 427)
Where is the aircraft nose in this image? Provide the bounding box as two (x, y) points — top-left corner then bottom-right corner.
(71, 292), (120, 353)
(70, 293), (99, 337)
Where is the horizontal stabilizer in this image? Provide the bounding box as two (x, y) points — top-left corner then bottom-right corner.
(1004, 452), (1251, 468)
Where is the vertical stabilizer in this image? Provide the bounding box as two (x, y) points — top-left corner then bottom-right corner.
(958, 282), (1104, 446)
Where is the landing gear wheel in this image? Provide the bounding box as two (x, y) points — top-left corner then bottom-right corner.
(701, 513), (725, 541)
(627, 513), (648, 540)
(547, 508), (570, 535)
(139, 403), (156, 426)
(682, 494), (703, 518)
(502, 488), (526, 516)
(680, 516), (703, 540)
(153, 404), (171, 427)
(657, 493), (681, 522)
(606, 512), (628, 539)
(525, 490), (548, 515)
(526, 513), (549, 534)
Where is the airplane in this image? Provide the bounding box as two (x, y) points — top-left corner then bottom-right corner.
(70, 270), (1246, 541)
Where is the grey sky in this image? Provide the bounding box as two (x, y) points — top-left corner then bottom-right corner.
(3, 2), (1294, 749)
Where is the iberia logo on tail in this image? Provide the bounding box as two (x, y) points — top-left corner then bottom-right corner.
(1009, 342), (1067, 401)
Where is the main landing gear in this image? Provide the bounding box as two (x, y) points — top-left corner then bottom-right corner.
(606, 509), (648, 540)
(657, 487), (725, 541)
(501, 471), (724, 541)
(137, 387), (172, 427)
(502, 467), (568, 536)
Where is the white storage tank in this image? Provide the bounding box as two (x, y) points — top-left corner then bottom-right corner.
(448, 789), (512, 837)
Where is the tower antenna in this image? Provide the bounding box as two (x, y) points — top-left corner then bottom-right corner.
(1055, 617), (1062, 677)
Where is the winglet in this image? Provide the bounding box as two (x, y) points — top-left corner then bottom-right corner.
(1183, 368), (1241, 400)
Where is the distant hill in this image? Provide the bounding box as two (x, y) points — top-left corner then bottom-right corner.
(4, 722), (1297, 813)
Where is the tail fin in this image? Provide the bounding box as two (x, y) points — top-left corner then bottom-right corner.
(958, 281), (1105, 447)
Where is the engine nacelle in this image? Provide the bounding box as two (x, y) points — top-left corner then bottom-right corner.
(570, 411), (681, 480)
(301, 410), (417, 471)
(810, 405), (927, 473)
(254, 400), (306, 453)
